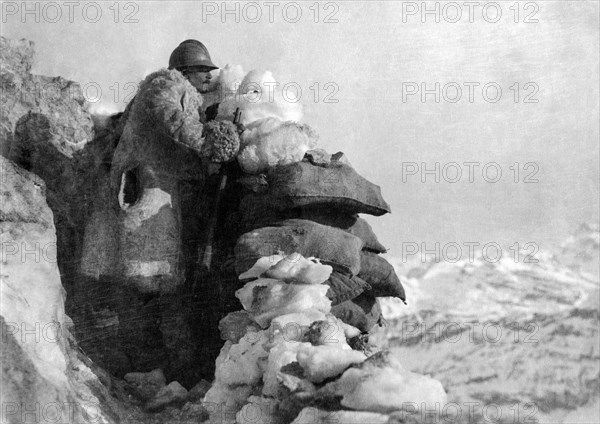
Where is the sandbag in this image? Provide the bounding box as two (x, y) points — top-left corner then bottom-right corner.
(238, 199), (387, 253)
(266, 161), (391, 216)
(325, 272), (371, 306)
(234, 219), (364, 276)
(346, 217), (387, 253)
(292, 207), (387, 253)
(330, 293), (382, 333)
(358, 252), (406, 301)
(238, 194), (282, 230)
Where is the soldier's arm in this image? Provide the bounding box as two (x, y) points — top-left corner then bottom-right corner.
(137, 74), (205, 152)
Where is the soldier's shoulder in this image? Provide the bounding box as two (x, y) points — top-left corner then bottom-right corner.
(138, 68), (189, 93)
(134, 68), (201, 108)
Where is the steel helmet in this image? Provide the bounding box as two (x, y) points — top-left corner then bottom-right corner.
(168, 39), (218, 71)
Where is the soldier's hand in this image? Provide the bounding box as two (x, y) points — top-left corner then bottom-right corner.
(235, 122), (246, 135)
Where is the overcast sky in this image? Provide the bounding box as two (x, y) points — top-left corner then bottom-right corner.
(3, 0), (599, 259)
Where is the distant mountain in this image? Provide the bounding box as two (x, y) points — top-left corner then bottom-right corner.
(375, 224), (599, 423)
(559, 223), (600, 281)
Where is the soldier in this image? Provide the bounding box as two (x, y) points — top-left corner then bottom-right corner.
(80, 39), (233, 387)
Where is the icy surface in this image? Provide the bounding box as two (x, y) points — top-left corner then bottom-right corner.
(297, 344), (366, 383)
(238, 118), (319, 174)
(213, 67), (304, 125)
(235, 278), (331, 328)
(334, 353), (447, 414)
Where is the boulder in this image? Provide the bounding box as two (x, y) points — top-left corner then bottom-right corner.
(145, 381), (188, 412)
(188, 379), (213, 402)
(124, 368), (166, 401)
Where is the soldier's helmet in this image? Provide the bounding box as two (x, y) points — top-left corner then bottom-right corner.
(168, 40), (218, 72)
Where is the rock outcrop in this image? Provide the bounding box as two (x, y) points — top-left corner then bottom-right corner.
(1, 38), (93, 158)
(1, 36), (96, 316)
(0, 156), (120, 423)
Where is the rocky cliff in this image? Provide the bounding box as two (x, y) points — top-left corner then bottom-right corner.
(0, 156), (124, 423)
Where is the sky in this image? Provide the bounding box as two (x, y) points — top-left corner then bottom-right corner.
(3, 0), (599, 259)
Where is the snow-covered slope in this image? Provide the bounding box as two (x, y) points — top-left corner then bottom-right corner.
(375, 225), (599, 424)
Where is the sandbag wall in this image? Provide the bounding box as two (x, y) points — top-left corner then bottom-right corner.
(227, 151), (406, 333)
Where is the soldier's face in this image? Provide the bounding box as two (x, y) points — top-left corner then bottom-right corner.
(186, 70), (213, 93)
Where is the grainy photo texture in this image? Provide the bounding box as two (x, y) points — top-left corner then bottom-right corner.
(1, 1), (599, 423)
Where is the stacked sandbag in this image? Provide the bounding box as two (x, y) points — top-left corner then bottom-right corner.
(231, 148), (405, 333)
(204, 254), (447, 424)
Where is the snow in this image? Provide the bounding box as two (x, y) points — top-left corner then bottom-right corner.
(262, 254), (333, 285)
(335, 355), (447, 414)
(372, 225), (600, 423)
(236, 396), (280, 424)
(381, 240), (599, 322)
(237, 118), (319, 174)
(296, 344), (366, 383)
(213, 335), (270, 386)
(262, 340), (309, 396)
(212, 67), (304, 125)
(235, 278), (331, 328)
(239, 254), (286, 280)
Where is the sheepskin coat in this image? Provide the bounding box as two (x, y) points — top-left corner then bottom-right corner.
(81, 69), (210, 294)
(113, 68), (207, 181)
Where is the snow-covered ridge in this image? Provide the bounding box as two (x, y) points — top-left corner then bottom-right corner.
(381, 224), (599, 322)
(374, 224), (599, 424)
